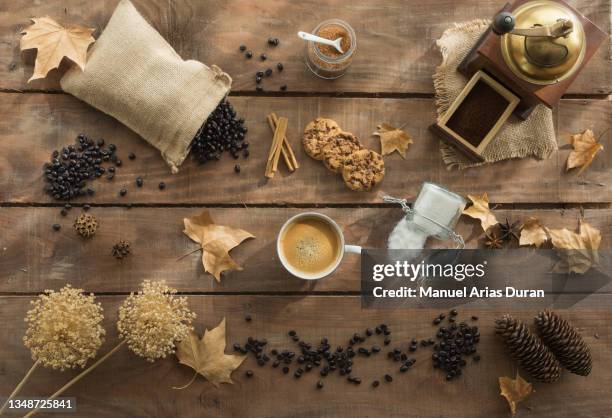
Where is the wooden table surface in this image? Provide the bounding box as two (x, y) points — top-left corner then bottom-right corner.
(1, 1), (611, 417)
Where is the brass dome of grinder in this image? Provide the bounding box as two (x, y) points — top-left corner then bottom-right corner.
(501, 0), (585, 85)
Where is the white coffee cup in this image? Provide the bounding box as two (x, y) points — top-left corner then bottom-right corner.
(277, 212), (362, 280)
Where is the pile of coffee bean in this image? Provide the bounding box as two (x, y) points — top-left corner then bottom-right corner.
(190, 100), (248, 171)
(42, 134), (121, 200)
(431, 310), (480, 381)
(238, 37), (287, 92)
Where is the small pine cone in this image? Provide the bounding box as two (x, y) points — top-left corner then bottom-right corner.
(112, 240), (131, 259)
(535, 310), (592, 376)
(495, 314), (561, 383)
(73, 214), (98, 238)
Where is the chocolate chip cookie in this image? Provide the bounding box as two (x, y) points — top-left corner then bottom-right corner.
(342, 149), (385, 191)
(321, 132), (363, 173)
(302, 117), (341, 160)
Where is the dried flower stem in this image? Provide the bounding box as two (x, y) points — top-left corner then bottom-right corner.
(23, 341), (125, 418)
(0, 359), (41, 415)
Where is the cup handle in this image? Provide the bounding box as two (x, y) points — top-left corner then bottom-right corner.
(344, 245), (362, 254)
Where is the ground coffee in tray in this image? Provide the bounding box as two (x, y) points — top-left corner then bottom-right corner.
(60, 0), (232, 173)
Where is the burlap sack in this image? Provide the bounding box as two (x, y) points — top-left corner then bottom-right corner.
(433, 20), (557, 170)
(60, 0), (232, 173)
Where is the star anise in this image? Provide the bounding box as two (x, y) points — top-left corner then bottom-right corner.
(484, 231), (504, 249)
(499, 218), (520, 242)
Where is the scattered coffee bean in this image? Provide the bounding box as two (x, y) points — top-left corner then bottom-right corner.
(277, 62), (283, 71)
(372, 380), (380, 388)
(256, 86), (263, 92)
(83, 204), (91, 211)
(246, 370), (253, 378)
(52, 224), (61, 231)
(245, 314), (252, 322)
(472, 315), (479, 321)
(239, 44), (246, 52)
(158, 182), (166, 190)
(128, 152), (136, 160)
(451, 309), (458, 316)
(119, 188), (127, 196)
(316, 380), (324, 389)
(384, 374), (393, 382)
(245, 51), (253, 59)
(136, 177), (143, 187)
(234, 164), (241, 173)
(282, 367), (289, 374)
(60, 209), (68, 216)
(115, 159), (122, 167)
(280, 84), (287, 91)
(64, 204), (72, 210)
(265, 68), (273, 77)
(260, 53), (267, 61)
(256, 76), (262, 84)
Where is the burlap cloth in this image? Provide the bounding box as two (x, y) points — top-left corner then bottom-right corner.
(433, 20), (557, 170)
(61, 0), (232, 173)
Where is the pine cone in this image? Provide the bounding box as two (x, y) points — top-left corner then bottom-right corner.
(495, 314), (561, 382)
(112, 240), (131, 259)
(535, 310), (592, 376)
(73, 214), (98, 238)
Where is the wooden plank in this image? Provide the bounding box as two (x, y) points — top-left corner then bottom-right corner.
(1, 207), (610, 294)
(1, 295), (611, 418)
(0, 0), (609, 94)
(0, 95), (610, 204)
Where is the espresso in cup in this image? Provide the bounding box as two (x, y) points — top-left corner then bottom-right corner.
(280, 217), (341, 276)
(277, 212), (361, 280)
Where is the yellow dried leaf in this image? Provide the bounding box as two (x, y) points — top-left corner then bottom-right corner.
(499, 372), (533, 415)
(566, 130), (604, 175)
(175, 318), (245, 388)
(519, 217), (549, 247)
(373, 123), (413, 158)
(549, 220), (601, 274)
(183, 211), (254, 281)
(20, 17), (95, 82)
(462, 193), (498, 232)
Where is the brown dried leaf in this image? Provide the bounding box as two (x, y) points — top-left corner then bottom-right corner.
(462, 193), (498, 232)
(175, 318), (245, 388)
(373, 123), (413, 158)
(499, 372), (533, 415)
(20, 17), (95, 82)
(183, 210), (254, 281)
(549, 220), (601, 274)
(519, 217), (549, 247)
(566, 129), (604, 176)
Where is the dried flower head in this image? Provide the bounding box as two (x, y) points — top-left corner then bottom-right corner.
(23, 284), (105, 371)
(117, 280), (195, 362)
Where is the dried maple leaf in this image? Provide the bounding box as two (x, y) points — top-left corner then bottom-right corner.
(20, 17), (95, 82)
(549, 220), (601, 274)
(373, 123), (413, 158)
(175, 318), (245, 388)
(183, 210), (254, 281)
(462, 193), (498, 232)
(566, 129), (604, 175)
(499, 372), (533, 415)
(519, 217), (549, 247)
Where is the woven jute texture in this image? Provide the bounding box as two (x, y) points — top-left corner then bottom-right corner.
(61, 0), (232, 173)
(433, 20), (557, 170)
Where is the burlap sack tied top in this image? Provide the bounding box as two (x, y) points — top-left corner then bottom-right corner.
(61, 0), (232, 173)
(433, 20), (557, 170)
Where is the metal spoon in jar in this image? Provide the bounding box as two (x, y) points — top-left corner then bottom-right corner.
(297, 31), (344, 54)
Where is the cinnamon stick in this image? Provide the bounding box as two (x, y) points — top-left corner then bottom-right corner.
(269, 113), (299, 170)
(267, 115), (294, 172)
(265, 116), (288, 178)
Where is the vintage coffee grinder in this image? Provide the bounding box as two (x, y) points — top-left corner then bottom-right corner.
(431, 0), (607, 161)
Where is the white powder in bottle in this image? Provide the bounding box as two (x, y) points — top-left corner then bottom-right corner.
(387, 217), (428, 250)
